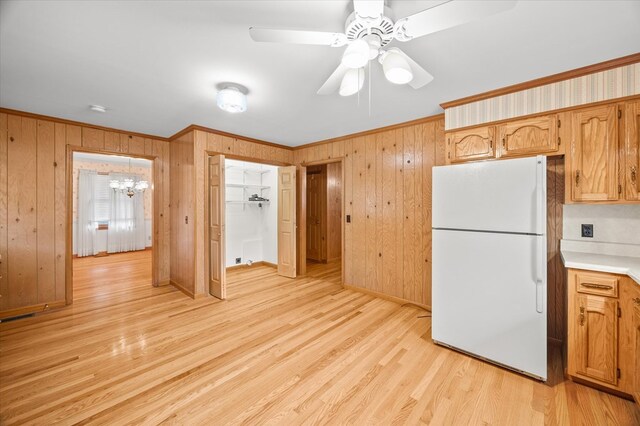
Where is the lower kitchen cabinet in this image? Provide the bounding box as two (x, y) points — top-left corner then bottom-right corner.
(567, 268), (640, 400)
(573, 293), (619, 385)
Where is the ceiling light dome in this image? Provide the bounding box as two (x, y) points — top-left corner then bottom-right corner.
(341, 39), (369, 69)
(339, 68), (365, 97)
(217, 86), (247, 113)
(381, 50), (413, 85)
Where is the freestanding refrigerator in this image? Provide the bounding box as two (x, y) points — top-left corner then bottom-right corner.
(432, 155), (547, 380)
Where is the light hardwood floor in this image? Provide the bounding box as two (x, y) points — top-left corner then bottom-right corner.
(0, 251), (638, 425)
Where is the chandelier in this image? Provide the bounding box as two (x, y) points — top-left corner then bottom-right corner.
(109, 159), (149, 198)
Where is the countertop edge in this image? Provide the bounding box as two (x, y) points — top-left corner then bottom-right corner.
(560, 250), (640, 285)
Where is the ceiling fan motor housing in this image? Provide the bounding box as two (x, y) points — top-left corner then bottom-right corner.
(344, 6), (395, 47)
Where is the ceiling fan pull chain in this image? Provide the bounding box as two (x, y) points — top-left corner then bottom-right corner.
(368, 59), (371, 116)
(357, 66), (361, 107)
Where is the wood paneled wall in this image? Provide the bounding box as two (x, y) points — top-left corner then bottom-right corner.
(169, 131), (195, 295)
(326, 162), (342, 261)
(169, 128), (294, 296)
(0, 111), (171, 318)
(547, 157), (566, 343)
(293, 117), (446, 308)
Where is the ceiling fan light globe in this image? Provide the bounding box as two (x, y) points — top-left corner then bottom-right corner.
(382, 51), (413, 84)
(339, 68), (365, 97)
(341, 39), (369, 69)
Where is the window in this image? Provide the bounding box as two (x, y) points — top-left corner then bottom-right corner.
(94, 174), (111, 225)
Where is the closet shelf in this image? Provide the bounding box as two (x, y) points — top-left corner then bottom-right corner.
(226, 183), (270, 190)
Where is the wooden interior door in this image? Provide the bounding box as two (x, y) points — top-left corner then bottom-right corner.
(277, 166), (296, 278)
(625, 100), (640, 201)
(208, 155), (226, 299)
(571, 104), (619, 201)
(296, 165), (307, 276)
(574, 294), (618, 385)
(306, 167), (326, 262)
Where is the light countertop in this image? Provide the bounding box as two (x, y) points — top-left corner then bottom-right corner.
(560, 249), (640, 285)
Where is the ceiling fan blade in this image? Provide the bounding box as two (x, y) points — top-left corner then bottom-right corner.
(394, 0), (517, 41)
(317, 63), (349, 95)
(249, 27), (347, 47)
(353, 0), (384, 21)
(387, 48), (434, 89)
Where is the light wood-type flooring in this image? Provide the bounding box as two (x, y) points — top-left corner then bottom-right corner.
(0, 250), (639, 424)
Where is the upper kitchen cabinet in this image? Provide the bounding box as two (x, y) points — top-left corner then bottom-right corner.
(569, 104), (620, 202)
(445, 126), (495, 164)
(625, 100), (640, 201)
(497, 114), (560, 158)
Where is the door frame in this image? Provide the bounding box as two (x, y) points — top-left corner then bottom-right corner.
(204, 152), (288, 298)
(66, 146), (157, 304)
(297, 157), (345, 285)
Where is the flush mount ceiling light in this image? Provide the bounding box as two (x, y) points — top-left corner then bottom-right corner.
(217, 86), (247, 113)
(379, 49), (413, 85)
(89, 104), (107, 113)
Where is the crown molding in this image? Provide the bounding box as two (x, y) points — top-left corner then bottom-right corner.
(0, 107), (170, 141)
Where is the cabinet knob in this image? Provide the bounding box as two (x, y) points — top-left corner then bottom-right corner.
(579, 306), (585, 326)
(631, 166), (637, 184)
(632, 297), (640, 305)
(575, 170), (580, 186)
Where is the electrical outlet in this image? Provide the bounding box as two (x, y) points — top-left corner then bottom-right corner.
(235, 257), (241, 264)
(581, 224), (594, 238)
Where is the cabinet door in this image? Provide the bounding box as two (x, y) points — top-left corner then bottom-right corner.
(570, 104), (619, 201)
(625, 100), (640, 201)
(574, 294), (619, 385)
(446, 126), (495, 163)
(497, 114), (558, 158)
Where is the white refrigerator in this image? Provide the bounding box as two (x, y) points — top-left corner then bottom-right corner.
(432, 155), (547, 380)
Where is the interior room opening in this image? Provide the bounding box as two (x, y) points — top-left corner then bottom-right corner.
(225, 158), (279, 294)
(305, 162), (342, 282)
(72, 152), (153, 301)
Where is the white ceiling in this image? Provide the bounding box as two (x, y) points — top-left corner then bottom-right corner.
(1, 1), (639, 146)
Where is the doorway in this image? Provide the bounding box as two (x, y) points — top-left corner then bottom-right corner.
(207, 154), (297, 300)
(71, 152), (153, 301)
(303, 162), (343, 283)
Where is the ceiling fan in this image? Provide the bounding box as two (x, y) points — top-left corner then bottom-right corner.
(249, 0), (516, 97)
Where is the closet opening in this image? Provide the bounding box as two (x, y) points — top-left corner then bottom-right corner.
(207, 155), (297, 300)
(70, 151), (154, 303)
(224, 158), (279, 296)
(300, 160), (343, 284)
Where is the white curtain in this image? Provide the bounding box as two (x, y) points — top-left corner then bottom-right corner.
(107, 173), (146, 253)
(77, 169), (97, 257)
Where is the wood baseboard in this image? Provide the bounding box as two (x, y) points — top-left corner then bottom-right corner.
(226, 261), (277, 271)
(343, 284), (431, 312)
(170, 280), (195, 299)
(0, 300), (67, 321)
(73, 247), (153, 259)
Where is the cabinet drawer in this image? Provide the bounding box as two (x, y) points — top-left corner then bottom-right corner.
(575, 271), (619, 298)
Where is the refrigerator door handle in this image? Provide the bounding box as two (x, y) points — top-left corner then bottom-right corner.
(535, 235), (544, 314)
